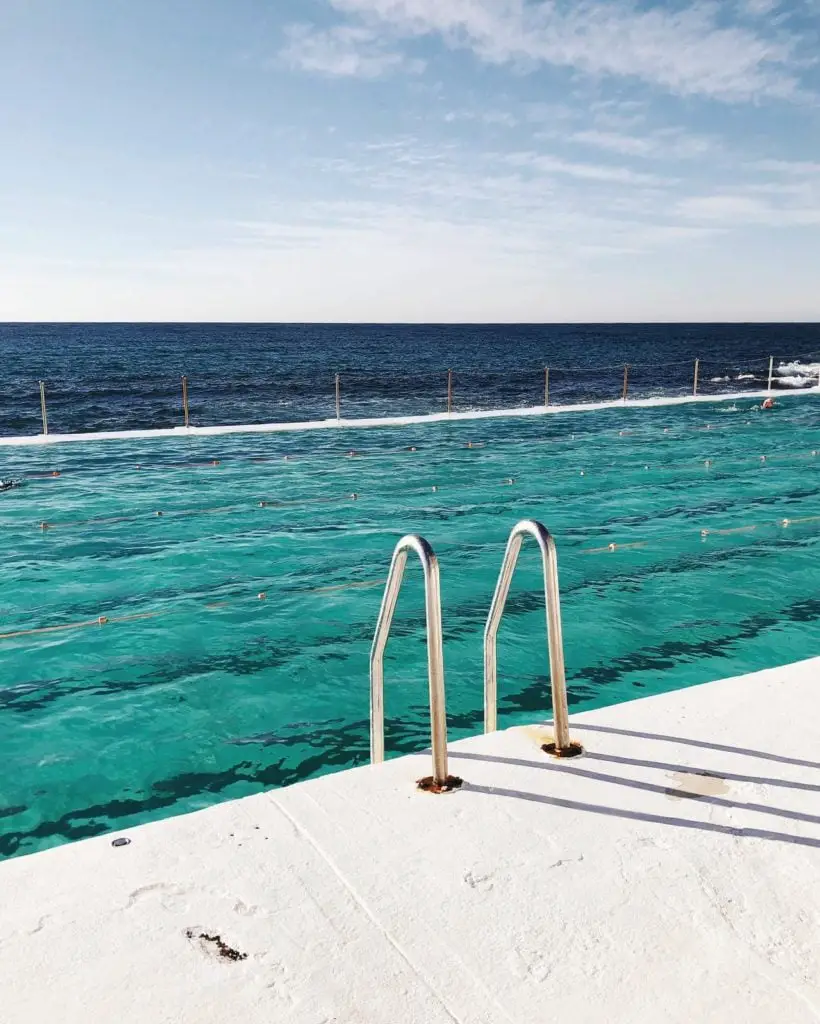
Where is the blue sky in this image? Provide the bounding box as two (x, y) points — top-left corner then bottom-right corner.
(1, 0), (818, 321)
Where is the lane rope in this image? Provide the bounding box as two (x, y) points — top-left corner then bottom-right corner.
(3, 513), (819, 643)
(26, 447), (820, 532)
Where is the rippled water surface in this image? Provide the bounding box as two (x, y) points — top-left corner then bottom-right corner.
(2, 322), (820, 435)
(1, 395), (819, 859)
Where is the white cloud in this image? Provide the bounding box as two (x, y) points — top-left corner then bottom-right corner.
(281, 23), (422, 78)
(318, 127), (820, 238)
(443, 109), (519, 127)
(754, 158), (820, 175)
(741, 0), (780, 15)
(584, 99), (649, 131)
(572, 128), (714, 160)
(680, 194), (771, 220)
(507, 151), (673, 186)
(572, 130), (658, 159)
(226, 194), (718, 269)
(679, 192), (820, 225)
(328, 0), (800, 100)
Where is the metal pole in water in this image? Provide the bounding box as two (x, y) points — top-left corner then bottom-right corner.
(693, 358), (700, 397)
(181, 375), (190, 428)
(335, 373), (341, 421)
(544, 367), (550, 407)
(447, 369), (453, 414)
(39, 381), (49, 436)
(767, 356), (774, 394)
(622, 364), (629, 403)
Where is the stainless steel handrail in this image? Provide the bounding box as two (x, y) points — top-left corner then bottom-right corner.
(370, 534), (449, 784)
(484, 520), (573, 752)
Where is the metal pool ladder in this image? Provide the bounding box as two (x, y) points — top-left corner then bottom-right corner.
(370, 534), (454, 789)
(484, 520), (580, 756)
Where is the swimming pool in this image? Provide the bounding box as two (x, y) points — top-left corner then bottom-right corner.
(2, 396), (819, 859)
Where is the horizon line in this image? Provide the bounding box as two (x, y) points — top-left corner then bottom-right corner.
(2, 319), (820, 327)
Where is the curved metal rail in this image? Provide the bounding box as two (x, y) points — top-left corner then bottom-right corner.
(370, 534), (449, 784)
(484, 520), (572, 751)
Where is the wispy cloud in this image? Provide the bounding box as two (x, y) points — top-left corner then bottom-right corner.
(292, 131), (723, 269)
(281, 23), (422, 78)
(741, 0), (781, 16)
(679, 191), (820, 225)
(443, 109), (519, 127)
(227, 193), (715, 264)
(328, 0), (801, 101)
(571, 128), (714, 160)
(340, 128), (820, 236)
(755, 158), (820, 175)
(507, 151), (673, 186)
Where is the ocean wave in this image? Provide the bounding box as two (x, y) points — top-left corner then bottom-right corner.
(776, 360), (820, 377)
(778, 375), (816, 389)
(735, 374), (755, 381)
(710, 376), (730, 382)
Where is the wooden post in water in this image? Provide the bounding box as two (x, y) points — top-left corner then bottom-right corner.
(335, 373), (341, 421)
(767, 356), (774, 394)
(181, 375), (190, 428)
(622, 364), (630, 403)
(693, 358), (700, 397)
(39, 381), (49, 436)
(544, 367), (550, 407)
(447, 369), (453, 414)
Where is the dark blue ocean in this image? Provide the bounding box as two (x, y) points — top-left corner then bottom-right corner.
(1, 322), (819, 436)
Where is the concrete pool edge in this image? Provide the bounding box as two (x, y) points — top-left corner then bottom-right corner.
(2, 655), (819, 1022)
(2, 384), (817, 447)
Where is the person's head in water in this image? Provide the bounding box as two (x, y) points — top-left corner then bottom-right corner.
(762, 397), (774, 410)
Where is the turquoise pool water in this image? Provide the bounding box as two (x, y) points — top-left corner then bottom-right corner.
(2, 397), (819, 859)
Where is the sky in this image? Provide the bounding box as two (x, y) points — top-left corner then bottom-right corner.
(0, 0), (818, 322)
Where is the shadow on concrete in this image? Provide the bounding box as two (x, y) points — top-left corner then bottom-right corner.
(585, 750), (820, 793)
(571, 722), (820, 771)
(451, 750), (820, 848)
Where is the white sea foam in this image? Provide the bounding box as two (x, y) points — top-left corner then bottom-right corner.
(778, 375), (816, 388)
(735, 374), (755, 381)
(776, 360), (820, 377)
(710, 376), (730, 382)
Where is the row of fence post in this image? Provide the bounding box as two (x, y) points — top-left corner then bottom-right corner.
(30, 359), (815, 435)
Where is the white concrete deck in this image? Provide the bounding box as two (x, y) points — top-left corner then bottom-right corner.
(1, 386), (816, 447)
(2, 658), (819, 1023)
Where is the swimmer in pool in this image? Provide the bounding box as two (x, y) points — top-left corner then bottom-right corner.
(761, 397), (774, 410)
